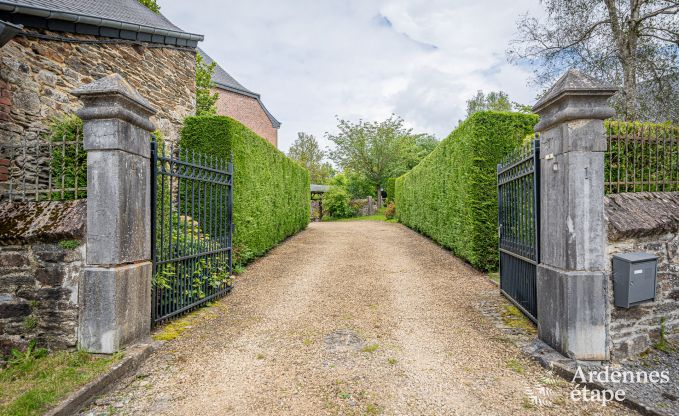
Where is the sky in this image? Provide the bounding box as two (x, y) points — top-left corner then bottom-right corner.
(160, 0), (544, 152)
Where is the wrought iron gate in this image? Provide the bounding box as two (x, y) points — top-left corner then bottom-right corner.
(497, 138), (540, 322)
(151, 140), (233, 325)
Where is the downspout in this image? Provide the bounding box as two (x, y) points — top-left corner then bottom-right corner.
(0, 20), (22, 47)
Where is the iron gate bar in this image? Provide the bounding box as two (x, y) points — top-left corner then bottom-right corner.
(151, 139), (233, 325)
(497, 137), (540, 323)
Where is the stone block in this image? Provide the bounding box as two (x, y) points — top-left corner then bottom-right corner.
(35, 266), (65, 286)
(86, 150), (150, 265)
(540, 152), (606, 271)
(612, 334), (650, 359)
(33, 244), (66, 263)
(78, 262), (151, 353)
(83, 119), (151, 159)
(0, 294), (30, 318)
(537, 264), (608, 360)
(0, 252), (29, 268)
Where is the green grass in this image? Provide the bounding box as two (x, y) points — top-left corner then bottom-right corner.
(322, 206), (399, 223)
(0, 350), (120, 416)
(487, 272), (499, 284)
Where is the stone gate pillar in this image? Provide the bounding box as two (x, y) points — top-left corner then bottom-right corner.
(533, 69), (617, 360)
(73, 74), (156, 353)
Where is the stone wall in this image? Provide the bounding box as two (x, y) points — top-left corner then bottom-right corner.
(350, 198), (377, 217)
(605, 192), (679, 359)
(0, 200), (86, 354)
(0, 30), (196, 146)
(213, 87), (278, 147)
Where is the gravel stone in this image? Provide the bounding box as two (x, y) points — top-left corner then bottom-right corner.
(81, 221), (637, 415)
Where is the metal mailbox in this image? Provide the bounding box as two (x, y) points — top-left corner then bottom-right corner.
(612, 252), (658, 308)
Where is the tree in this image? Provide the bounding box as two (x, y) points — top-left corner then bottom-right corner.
(195, 52), (219, 116)
(137, 0), (161, 13)
(398, 133), (440, 170)
(508, 0), (679, 121)
(287, 132), (334, 184)
(466, 90), (531, 117)
(327, 115), (434, 205)
(329, 171), (375, 199)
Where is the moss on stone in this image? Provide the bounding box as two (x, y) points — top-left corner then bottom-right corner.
(57, 240), (80, 250)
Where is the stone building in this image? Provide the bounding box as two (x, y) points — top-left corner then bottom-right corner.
(0, 0), (203, 145)
(199, 49), (280, 147)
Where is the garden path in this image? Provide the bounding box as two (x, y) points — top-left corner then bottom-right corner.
(82, 221), (634, 416)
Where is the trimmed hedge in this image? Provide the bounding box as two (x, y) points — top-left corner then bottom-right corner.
(180, 116), (310, 264)
(385, 178), (396, 203)
(604, 120), (679, 193)
(395, 111), (538, 271)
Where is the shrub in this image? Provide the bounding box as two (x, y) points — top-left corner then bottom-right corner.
(384, 202), (396, 219)
(180, 116), (310, 265)
(330, 171), (375, 199)
(44, 115), (85, 200)
(395, 111), (538, 271)
(604, 120), (679, 193)
(323, 186), (355, 218)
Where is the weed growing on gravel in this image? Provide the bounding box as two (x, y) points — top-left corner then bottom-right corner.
(387, 358), (397, 365)
(303, 338), (313, 346)
(256, 353), (265, 360)
(522, 397), (535, 409)
(361, 344), (379, 353)
(506, 359), (525, 374)
(365, 403), (382, 414)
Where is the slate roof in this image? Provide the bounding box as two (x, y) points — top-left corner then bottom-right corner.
(198, 48), (281, 129)
(0, 0), (202, 44)
(198, 48), (255, 96)
(605, 192), (679, 241)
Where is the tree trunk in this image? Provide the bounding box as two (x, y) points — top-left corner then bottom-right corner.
(604, 0), (640, 120)
(622, 59), (639, 120)
(376, 184), (383, 208)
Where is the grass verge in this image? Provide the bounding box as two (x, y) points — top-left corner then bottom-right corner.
(0, 350), (120, 416)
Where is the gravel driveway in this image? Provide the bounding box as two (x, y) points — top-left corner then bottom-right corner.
(83, 221), (635, 416)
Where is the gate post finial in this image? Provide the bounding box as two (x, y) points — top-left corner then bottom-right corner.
(533, 69), (617, 360)
(73, 74), (156, 353)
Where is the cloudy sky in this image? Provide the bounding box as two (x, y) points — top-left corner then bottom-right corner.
(161, 0), (544, 152)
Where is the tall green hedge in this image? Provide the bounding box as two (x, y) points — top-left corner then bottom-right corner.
(180, 116), (310, 264)
(385, 178), (396, 203)
(395, 111), (538, 271)
(604, 120), (679, 194)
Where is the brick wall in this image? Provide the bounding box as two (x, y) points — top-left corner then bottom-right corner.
(0, 200), (86, 354)
(213, 87), (278, 147)
(605, 192), (679, 359)
(0, 30), (196, 146)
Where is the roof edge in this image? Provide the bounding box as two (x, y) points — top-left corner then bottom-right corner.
(0, 2), (204, 41)
(213, 83), (281, 129)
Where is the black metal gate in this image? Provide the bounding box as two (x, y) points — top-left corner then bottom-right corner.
(497, 138), (540, 322)
(151, 140), (233, 325)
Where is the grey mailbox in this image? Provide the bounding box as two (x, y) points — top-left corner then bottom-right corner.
(612, 252), (658, 308)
